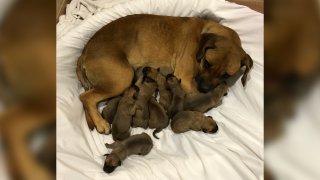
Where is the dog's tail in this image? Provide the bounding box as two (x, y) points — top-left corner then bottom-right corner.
(76, 54), (93, 91)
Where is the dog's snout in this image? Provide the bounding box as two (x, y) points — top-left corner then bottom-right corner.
(103, 163), (116, 173)
(211, 125), (219, 133)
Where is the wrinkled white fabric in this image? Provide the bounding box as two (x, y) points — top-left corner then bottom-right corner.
(57, 0), (263, 179)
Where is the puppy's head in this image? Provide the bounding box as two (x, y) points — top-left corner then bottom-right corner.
(166, 74), (181, 88)
(143, 67), (161, 80)
(103, 154), (121, 173)
(202, 116), (219, 134)
(195, 33), (253, 92)
(125, 86), (140, 100)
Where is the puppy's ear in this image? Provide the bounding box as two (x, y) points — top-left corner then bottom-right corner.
(157, 67), (160, 72)
(132, 85), (140, 92)
(241, 54), (253, 86)
(142, 66), (151, 75)
(166, 73), (174, 80)
(196, 33), (218, 62)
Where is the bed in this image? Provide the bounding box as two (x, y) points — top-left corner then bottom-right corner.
(57, 0), (263, 179)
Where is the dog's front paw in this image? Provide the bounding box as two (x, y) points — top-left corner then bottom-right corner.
(96, 120), (111, 134)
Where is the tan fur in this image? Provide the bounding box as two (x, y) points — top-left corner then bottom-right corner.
(148, 97), (169, 139)
(77, 14), (252, 133)
(103, 133), (153, 173)
(171, 111), (218, 134)
(111, 87), (138, 141)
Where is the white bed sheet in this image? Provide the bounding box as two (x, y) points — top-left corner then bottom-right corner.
(57, 0), (264, 179)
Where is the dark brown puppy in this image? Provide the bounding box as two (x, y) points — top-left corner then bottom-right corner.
(132, 75), (158, 129)
(77, 14), (253, 134)
(148, 96), (169, 139)
(101, 96), (121, 124)
(112, 86), (139, 141)
(103, 133), (153, 173)
(171, 111), (218, 134)
(166, 74), (186, 118)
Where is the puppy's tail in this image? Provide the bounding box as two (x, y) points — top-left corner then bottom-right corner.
(76, 54), (93, 91)
(152, 128), (163, 139)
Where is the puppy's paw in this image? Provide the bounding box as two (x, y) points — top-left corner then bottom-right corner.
(96, 120), (111, 134)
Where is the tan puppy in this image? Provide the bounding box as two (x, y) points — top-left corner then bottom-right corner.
(148, 96), (169, 139)
(171, 111), (218, 134)
(143, 67), (172, 110)
(132, 75), (158, 129)
(166, 74), (186, 118)
(101, 96), (121, 124)
(112, 86), (139, 141)
(77, 14), (253, 134)
(103, 133), (153, 173)
(184, 83), (228, 113)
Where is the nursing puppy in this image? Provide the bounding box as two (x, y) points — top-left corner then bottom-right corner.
(148, 96), (169, 139)
(132, 75), (158, 129)
(112, 86), (139, 141)
(101, 96), (122, 124)
(171, 111), (219, 134)
(103, 133), (153, 173)
(143, 67), (172, 110)
(166, 74), (186, 118)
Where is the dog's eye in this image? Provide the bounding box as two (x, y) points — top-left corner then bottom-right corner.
(203, 59), (211, 69)
(223, 73), (230, 79)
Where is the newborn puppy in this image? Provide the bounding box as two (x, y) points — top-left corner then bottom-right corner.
(143, 67), (172, 110)
(171, 111), (219, 134)
(148, 96), (169, 139)
(184, 83), (228, 113)
(132, 75), (158, 129)
(166, 74), (186, 118)
(103, 133), (153, 173)
(112, 86), (139, 141)
(102, 96), (122, 124)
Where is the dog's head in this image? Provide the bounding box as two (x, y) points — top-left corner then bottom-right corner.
(103, 154), (121, 173)
(195, 33), (253, 92)
(201, 116), (219, 134)
(143, 66), (161, 80)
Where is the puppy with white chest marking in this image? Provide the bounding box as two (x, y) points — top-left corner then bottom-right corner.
(166, 74), (186, 118)
(143, 67), (172, 111)
(103, 133), (153, 173)
(171, 111), (219, 134)
(112, 86), (139, 141)
(132, 74), (158, 129)
(148, 96), (169, 139)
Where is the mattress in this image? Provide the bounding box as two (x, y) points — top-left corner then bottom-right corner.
(56, 0), (264, 179)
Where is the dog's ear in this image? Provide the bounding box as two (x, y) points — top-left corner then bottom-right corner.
(157, 67), (160, 72)
(196, 33), (218, 62)
(241, 54), (253, 86)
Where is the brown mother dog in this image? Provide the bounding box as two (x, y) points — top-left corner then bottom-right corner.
(77, 14), (253, 134)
